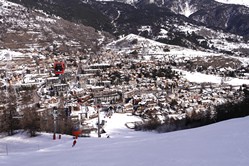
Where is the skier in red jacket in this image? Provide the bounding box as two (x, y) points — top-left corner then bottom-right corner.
(72, 139), (77, 147)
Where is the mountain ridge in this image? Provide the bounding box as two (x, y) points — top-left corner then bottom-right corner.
(8, 0), (249, 38)
(3, 0), (249, 57)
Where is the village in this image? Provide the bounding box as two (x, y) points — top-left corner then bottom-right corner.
(0, 39), (249, 137)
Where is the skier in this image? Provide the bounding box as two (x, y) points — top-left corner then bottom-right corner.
(72, 139), (77, 147)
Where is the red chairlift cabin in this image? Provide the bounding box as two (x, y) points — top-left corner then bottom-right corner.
(54, 61), (65, 75)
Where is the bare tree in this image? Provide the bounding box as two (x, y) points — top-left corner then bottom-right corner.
(0, 86), (19, 135)
(39, 108), (54, 133)
(19, 87), (40, 137)
(19, 87), (37, 105)
(56, 93), (74, 135)
(21, 106), (40, 137)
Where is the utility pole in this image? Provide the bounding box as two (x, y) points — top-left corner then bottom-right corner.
(52, 107), (58, 140)
(94, 98), (101, 138)
(97, 104), (101, 138)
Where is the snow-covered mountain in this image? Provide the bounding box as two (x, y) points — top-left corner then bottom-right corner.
(0, 0), (113, 52)
(3, 0), (249, 57)
(91, 0), (249, 37)
(215, 0), (249, 7)
(95, 0), (249, 17)
(7, 0), (249, 38)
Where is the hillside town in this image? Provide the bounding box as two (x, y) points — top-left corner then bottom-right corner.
(1, 35), (249, 136)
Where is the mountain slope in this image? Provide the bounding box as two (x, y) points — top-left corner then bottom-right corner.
(0, 0), (113, 52)
(90, 0), (249, 37)
(8, 0), (114, 33)
(4, 0), (249, 56)
(136, 0), (221, 17)
(135, 0), (249, 37)
(190, 3), (249, 36)
(1, 114), (249, 166)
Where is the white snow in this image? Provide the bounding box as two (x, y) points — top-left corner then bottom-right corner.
(177, 69), (249, 86)
(1, 113), (249, 166)
(179, 1), (196, 17)
(107, 34), (220, 58)
(215, 0), (249, 7)
(0, 50), (24, 61)
(95, 0), (138, 4)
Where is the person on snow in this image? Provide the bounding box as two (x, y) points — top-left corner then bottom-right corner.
(72, 139), (77, 147)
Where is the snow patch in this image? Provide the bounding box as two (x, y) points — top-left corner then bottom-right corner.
(179, 1), (196, 17)
(215, 0), (249, 7)
(177, 69), (249, 86)
(0, 50), (24, 61)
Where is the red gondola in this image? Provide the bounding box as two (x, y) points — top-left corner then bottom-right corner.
(54, 61), (65, 75)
